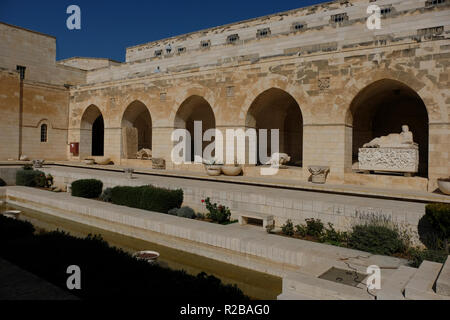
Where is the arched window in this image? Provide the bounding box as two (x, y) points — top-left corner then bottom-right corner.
(40, 124), (47, 142)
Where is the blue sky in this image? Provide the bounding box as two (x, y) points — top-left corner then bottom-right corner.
(0, 0), (328, 62)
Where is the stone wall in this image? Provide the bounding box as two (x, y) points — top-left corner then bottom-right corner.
(0, 22), (86, 86)
(0, 70), (20, 160)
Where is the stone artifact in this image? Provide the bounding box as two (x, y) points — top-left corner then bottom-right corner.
(95, 157), (111, 165)
(83, 159), (95, 165)
(152, 158), (166, 170)
(32, 159), (45, 168)
(265, 153), (291, 167)
(221, 165), (242, 176)
(19, 155), (29, 161)
(363, 125), (418, 149)
(437, 178), (450, 195)
(122, 127), (138, 159)
(359, 125), (419, 175)
(308, 166), (330, 184)
(136, 148), (152, 160)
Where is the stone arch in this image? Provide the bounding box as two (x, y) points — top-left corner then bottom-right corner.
(174, 95), (216, 162)
(245, 88), (303, 166)
(347, 79), (429, 177)
(121, 100), (152, 159)
(80, 104), (104, 158)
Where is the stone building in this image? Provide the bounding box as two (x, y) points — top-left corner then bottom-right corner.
(0, 0), (449, 192)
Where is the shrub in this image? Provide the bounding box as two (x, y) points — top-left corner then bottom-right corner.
(111, 185), (183, 214)
(99, 188), (113, 203)
(0, 223), (248, 300)
(425, 203), (450, 251)
(305, 218), (324, 237)
(176, 207), (196, 219)
(0, 215), (35, 241)
(295, 224), (307, 237)
(22, 164), (33, 171)
(321, 223), (349, 246)
(281, 219), (294, 236)
(16, 169), (46, 187)
(168, 208), (179, 216)
(408, 248), (448, 268)
(0, 178), (6, 186)
(203, 198), (231, 224)
(349, 224), (406, 255)
(71, 179), (103, 199)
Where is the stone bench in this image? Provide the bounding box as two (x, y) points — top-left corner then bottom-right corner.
(235, 211), (274, 228)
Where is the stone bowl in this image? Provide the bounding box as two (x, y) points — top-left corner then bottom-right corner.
(437, 178), (450, 195)
(134, 250), (160, 264)
(206, 168), (222, 176)
(221, 165), (242, 176)
(95, 157), (111, 165)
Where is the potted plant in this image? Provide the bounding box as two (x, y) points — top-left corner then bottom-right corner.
(203, 158), (223, 176)
(437, 177), (450, 195)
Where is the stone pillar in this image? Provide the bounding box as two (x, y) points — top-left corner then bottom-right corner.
(302, 124), (347, 184)
(428, 123), (450, 192)
(104, 127), (121, 164)
(152, 127), (175, 168)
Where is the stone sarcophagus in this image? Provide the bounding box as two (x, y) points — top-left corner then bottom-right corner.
(358, 147), (419, 174)
(358, 125), (419, 175)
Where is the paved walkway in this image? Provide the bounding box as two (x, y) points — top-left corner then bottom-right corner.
(1, 160), (449, 203)
(0, 258), (78, 300)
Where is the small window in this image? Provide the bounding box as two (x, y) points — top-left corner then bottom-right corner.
(16, 65), (26, 80)
(426, 0), (446, 7)
(292, 23), (306, 32)
(40, 124), (47, 142)
(165, 44), (172, 54)
(154, 49), (162, 57)
(380, 7), (392, 16)
(177, 46), (186, 54)
(200, 40), (211, 48)
(257, 28), (271, 38)
(331, 13), (348, 24)
(227, 34), (239, 44)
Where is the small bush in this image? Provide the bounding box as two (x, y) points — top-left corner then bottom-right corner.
(425, 203), (450, 251)
(0, 215), (35, 241)
(71, 179), (103, 199)
(349, 224), (406, 255)
(168, 208), (179, 216)
(176, 207), (196, 219)
(203, 198), (231, 224)
(295, 224), (307, 237)
(305, 218), (324, 237)
(111, 185), (183, 214)
(99, 188), (113, 202)
(321, 223), (349, 246)
(16, 169), (46, 187)
(281, 219), (294, 236)
(0, 178), (6, 186)
(408, 248), (448, 268)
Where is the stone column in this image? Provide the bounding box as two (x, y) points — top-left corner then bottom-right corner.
(302, 124), (348, 184)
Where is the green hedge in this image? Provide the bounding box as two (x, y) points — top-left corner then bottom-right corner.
(0, 217), (247, 300)
(425, 203), (450, 244)
(349, 225), (406, 255)
(16, 169), (46, 187)
(71, 179), (103, 199)
(111, 185), (183, 214)
(0, 215), (35, 241)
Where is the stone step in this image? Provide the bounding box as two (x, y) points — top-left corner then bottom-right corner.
(404, 261), (450, 300)
(377, 266), (417, 300)
(281, 271), (374, 300)
(436, 255), (450, 296)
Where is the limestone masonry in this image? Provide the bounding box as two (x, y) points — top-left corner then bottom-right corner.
(0, 0), (449, 193)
